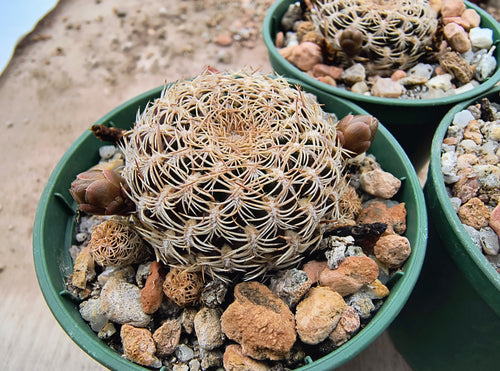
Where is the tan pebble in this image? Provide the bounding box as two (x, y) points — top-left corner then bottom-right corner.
(295, 286), (346, 344)
(221, 281), (296, 361)
(463, 119), (483, 145)
(441, 0), (466, 18)
(319, 256), (379, 296)
(181, 307), (197, 334)
(462, 9), (481, 28)
(458, 197), (491, 229)
(279, 45), (295, 60)
(443, 136), (458, 145)
(442, 16), (471, 31)
(72, 246), (95, 289)
(374, 234), (412, 269)
(370, 77), (403, 98)
(452, 167), (480, 203)
(290, 42), (323, 71)
(443, 23), (471, 53)
(301, 31), (322, 44)
(329, 306), (360, 346)
(489, 204), (500, 238)
(429, 0), (443, 13)
(435, 66), (446, 75)
(296, 21), (316, 40)
(391, 70), (406, 81)
(365, 279), (390, 299)
(215, 33), (233, 46)
(312, 63), (343, 79)
(275, 31), (284, 48)
(317, 75), (336, 86)
(141, 261), (165, 314)
(152, 318), (181, 357)
(357, 201), (407, 235)
(121, 324), (161, 367)
(302, 260), (329, 284)
(360, 168), (402, 199)
(223, 344), (270, 371)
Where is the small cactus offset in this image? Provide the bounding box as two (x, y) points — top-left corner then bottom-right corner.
(307, 0), (439, 75)
(119, 70), (357, 280)
(88, 218), (149, 267)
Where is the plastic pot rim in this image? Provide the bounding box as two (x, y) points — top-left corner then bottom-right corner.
(262, 0), (500, 110)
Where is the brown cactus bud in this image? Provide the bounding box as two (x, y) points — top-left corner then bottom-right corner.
(338, 27), (363, 58)
(70, 159), (135, 215)
(337, 114), (379, 155)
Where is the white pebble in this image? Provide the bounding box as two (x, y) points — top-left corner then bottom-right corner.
(99, 145), (117, 160)
(469, 27), (493, 50)
(408, 63), (433, 79)
(473, 164), (500, 188)
(453, 110), (475, 128)
(480, 227), (500, 255)
(463, 224), (482, 250)
(475, 52), (497, 81)
(458, 139), (480, 153)
(441, 151), (458, 176)
(426, 74), (453, 91)
(454, 81), (479, 95)
(449, 197), (462, 212)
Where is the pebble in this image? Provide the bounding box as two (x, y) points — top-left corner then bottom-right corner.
(360, 168), (402, 199)
(458, 197), (491, 229)
(342, 63), (366, 85)
(470, 27), (493, 50)
(72, 246), (96, 290)
(194, 307), (225, 350)
(100, 277), (151, 327)
(176, 344), (195, 362)
(370, 77), (404, 98)
(480, 227), (500, 255)
(329, 306), (360, 346)
(346, 291), (375, 319)
(357, 201), (407, 235)
(97, 265), (135, 286)
(374, 234), (412, 269)
(152, 318), (181, 357)
(215, 33), (233, 46)
(223, 344), (270, 371)
(441, 0), (466, 18)
(79, 297), (108, 332)
(295, 286), (346, 344)
(140, 261), (165, 314)
(269, 268), (312, 308)
(453, 109), (475, 128)
(490, 204), (500, 238)
(475, 50), (497, 82)
(319, 256), (379, 296)
(302, 260), (329, 284)
(289, 42), (323, 71)
(426, 74), (453, 91)
(98, 145), (117, 160)
(121, 324), (161, 368)
(444, 22), (471, 53)
(221, 281), (296, 361)
(199, 348), (224, 370)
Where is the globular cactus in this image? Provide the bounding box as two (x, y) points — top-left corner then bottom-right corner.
(307, 0), (439, 75)
(119, 70), (356, 280)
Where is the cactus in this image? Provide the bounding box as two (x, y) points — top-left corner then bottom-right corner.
(307, 0), (438, 75)
(118, 70), (357, 280)
(88, 218), (148, 267)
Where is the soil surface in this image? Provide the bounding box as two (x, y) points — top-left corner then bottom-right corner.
(1, 1), (498, 370)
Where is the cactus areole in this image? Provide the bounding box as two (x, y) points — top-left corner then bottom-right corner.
(117, 71), (359, 280)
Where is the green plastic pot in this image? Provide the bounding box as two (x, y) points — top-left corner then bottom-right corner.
(388, 86), (500, 371)
(263, 0), (500, 165)
(33, 78), (427, 370)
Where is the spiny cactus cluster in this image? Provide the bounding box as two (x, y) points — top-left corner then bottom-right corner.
(119, 71), (353, 280)
(88, 218), (147, 267)
(308, 0), (439, 74)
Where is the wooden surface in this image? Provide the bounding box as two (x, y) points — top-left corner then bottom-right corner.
(0, 0), (443, 369)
